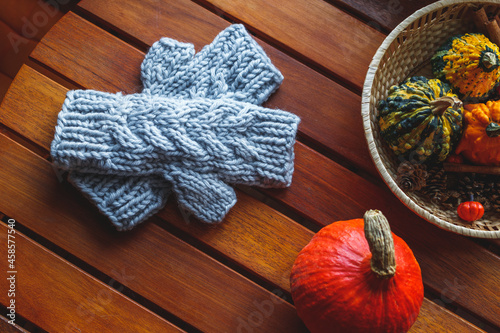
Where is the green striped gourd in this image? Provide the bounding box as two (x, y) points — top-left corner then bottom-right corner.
(378, 76), (463, 163)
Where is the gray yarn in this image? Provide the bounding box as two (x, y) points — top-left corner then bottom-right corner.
(141, 24), (283, 104)
(51, 24), (299, 230)
(71, 24), (285, 230)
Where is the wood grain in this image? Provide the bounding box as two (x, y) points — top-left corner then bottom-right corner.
(0, 314), (29, 333)
(0, 133), (307, 333)
(0, 0), (78, 101)
(159, 198), (313, 291)
(28, 14), (143, 94)
(0, 65), (66, 149)
(14, 10), (500, 328)
(31, 10), (374, 174)
(0, 131), (483, 333)
(0, 123), (49, 159)
(0, 0), (73, 41)
(0, 72), (12, 101)
(0, 20), (36, 81)
(0, 223), (183, 333)
(411, 300), (485, 333)
(190, 0), (386, 90)
(332, 0), (439, 32)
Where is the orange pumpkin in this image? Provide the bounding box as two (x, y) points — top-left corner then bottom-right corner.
(457, 195), (484, 222)
(290, 210), (423, 333)
(455, 100), (500, 165)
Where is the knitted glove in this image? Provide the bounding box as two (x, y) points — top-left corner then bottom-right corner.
(141, 24), (283, 104)
(66, 24), (285, 230)
(52, 90), (299, 223)
(69, 172), (171, 230)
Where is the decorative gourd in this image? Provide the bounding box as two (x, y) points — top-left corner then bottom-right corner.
(378, 76), (463, 163)
(455, 100), (500, 165)
(457, 195), (484, 222)
(431, 33), (500, 101)
(290, 210), (423, 333)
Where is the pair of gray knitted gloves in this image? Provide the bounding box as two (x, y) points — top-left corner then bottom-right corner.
(51, 24), (300, 230)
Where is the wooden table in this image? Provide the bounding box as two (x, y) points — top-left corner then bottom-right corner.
(0, 0), (499, 332)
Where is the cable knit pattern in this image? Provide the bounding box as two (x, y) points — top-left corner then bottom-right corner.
(70, 24), (285, 230)
(51, 24), (299, 230)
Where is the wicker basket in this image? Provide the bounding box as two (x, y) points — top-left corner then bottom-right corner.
(362, 0), (500, 238)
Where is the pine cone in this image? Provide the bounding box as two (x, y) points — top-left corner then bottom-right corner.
(440, 190), (462, 210)
(422, 165), (447, 204)
(396, 161), (427, 192)
(487, 175), (500, 213)
(491, 198), (500, 214)
(458, 173), (483, 198)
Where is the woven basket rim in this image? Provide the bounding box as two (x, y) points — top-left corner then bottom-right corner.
(362, 0), (500, 239)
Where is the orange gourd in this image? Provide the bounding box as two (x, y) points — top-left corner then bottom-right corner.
(455, 100), (500, 165)
(290, 210), (423, 333)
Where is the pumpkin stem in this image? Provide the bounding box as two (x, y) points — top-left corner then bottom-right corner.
(364, 210), (396, 279)
(486, 122), (500, 137)
(429, 96), (462, 116)
(481, 51), (498, 70)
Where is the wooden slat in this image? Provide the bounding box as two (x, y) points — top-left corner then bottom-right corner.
(31, 10), (374, 174)
(160, 199), (313, 291)
(0, 314), (29, 333)
(27, 14), (143, 95)
(1, 0), (498, 330)
(0, 65), (66, 149)
(0, 223), (182, 333)
(0, 123), (49, 159)
(0, 0), (70, 41)
(331, 0), (438, 32)
(0, 131), (307, 333)
(188, 0), (386, 90)
(0, 122), (484, 333)
(0, 14), (37, 81)
(411, 300), (485, 333)
(0, 71), (13, 101)
(18, 11), (500, 328)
